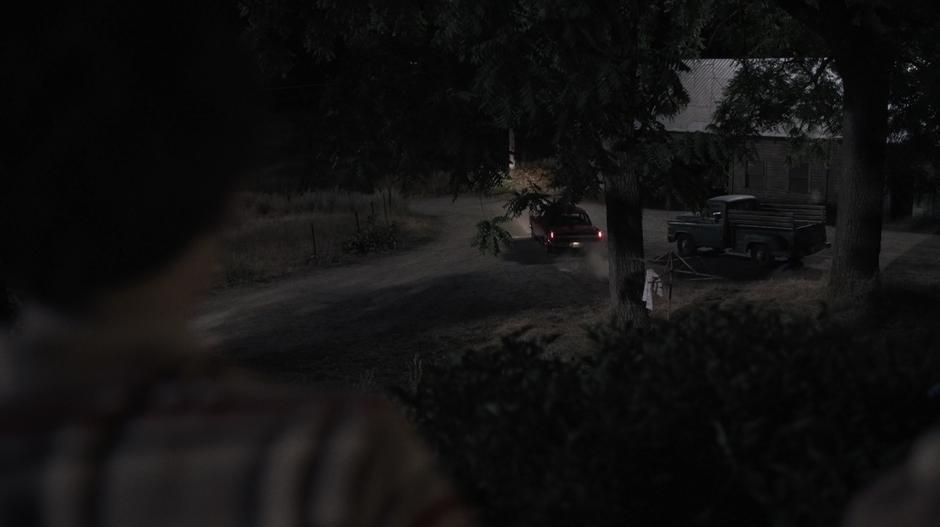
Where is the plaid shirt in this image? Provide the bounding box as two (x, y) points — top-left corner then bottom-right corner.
(0, 321), (470, 527)
(844, 431), (940, 527)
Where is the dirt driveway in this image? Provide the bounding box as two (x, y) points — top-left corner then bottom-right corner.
(193, 196), (940, 388)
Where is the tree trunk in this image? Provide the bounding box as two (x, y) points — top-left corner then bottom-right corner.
(828, 57), (890, 308)
(604, 160), (649, 328)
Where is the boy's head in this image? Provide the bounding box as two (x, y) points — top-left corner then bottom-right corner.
(0, 2), (260, 312)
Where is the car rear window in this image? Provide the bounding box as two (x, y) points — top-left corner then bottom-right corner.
(554, 213), (590, 225)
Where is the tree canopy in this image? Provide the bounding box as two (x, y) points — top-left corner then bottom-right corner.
(238, 0), (507, 193)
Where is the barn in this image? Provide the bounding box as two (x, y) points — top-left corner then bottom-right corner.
(663, 58), (939, 218)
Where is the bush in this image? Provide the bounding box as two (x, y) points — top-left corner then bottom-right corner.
(404, 303), (940, 527)
(222, 253), (263, 286)
(217, 190), (416, 288)
(341, 221), (400, 255)
(234, 189), (408, 220)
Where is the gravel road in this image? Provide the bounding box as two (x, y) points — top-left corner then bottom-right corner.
(193, 196), (940, 387)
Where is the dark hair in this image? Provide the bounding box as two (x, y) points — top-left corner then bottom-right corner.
(0, 2), (261, 309)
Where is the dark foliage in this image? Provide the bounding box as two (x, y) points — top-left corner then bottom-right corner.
(341, 222), (400, 255)
(470, 217), (513, 256)
(649, 132), (735, 211)
(0, 2), (261, 310)
(405, 303), (940, 526)
(713, 58), (843, 141)
(471, 186), (577, 256)
(0, 285), (16, 325)
(238, 0), (508, 195)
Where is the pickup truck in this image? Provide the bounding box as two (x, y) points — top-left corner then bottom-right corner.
(530, 204), (604, 253)
(667, 194), (829, 266)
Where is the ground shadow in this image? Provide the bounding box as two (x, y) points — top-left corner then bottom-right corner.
(882, 229), (940, 289)
(649, 249), (769, 282)
(503, 237), (825, 282)
(500, 237), (608, 266)
(219, 266), (607, 387)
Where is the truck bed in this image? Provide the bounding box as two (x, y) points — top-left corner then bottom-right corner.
(726, 204), (828, 257)
(666, 196), (829, 262)
(726, 201), (826, 230)
(759, 202), (827, 224)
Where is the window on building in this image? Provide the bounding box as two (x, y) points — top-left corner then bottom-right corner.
(789, 163), (810, 194)
(745, 160), (765, 189)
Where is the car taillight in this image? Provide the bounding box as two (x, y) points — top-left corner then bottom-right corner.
(549, 231), (555, 240)
(597, 230), (604, 239)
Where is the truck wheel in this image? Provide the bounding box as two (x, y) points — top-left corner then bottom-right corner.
(676, 235), (696, 257)
(788, 249), (804, 268)
(750, 244), (773, 268)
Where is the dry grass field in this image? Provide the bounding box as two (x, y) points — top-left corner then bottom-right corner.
(216, 189), (433, 287)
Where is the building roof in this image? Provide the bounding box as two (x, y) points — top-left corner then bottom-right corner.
(662, 59), (738, 135)
(662, 59), (837, 139)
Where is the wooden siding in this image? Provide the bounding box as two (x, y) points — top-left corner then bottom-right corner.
(729, 136), (842, 206)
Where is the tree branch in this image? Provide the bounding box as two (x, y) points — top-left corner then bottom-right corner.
(793, 57), (833, 94)
(771, 0), (831, 41)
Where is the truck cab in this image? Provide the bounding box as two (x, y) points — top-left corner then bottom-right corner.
(668, 195), (757, 252)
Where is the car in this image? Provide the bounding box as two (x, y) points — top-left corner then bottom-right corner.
(530, 204), (604, 253)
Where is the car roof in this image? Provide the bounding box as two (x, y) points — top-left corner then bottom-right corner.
(549, 203), (588, 214)
(707, 194), (757, 205)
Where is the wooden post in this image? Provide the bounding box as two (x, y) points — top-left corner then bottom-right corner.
(310, 220), (318, 258)
(370, 201), (375, 222)
(354, 209), (360, 233)
(508, 128), (516, 170)
(383, 192), (389, 225)
(667, 252), (674, 320)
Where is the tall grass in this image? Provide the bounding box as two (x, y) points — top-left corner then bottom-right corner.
(234, 188), (407, 219)
(217, 189), (418, 287)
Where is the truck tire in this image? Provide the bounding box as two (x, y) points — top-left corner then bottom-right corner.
(676, 235), (696, 257)
(749, 243), (773, 268)
(788, 248), (804, 268)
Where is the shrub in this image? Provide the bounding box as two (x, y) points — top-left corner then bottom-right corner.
(341, 222), (400, 255)
(217, 190), (416, 287)
(404, 303), (940, 527)
(235, 189), (407, 219)
(222, 253), (263, 286)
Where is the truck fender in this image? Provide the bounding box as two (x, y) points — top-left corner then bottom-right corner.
(668, 229), (693, 244)
(742, 234), (788, 253)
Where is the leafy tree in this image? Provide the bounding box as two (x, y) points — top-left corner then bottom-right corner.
(237, 0), (507, 193)
(710, 0), (940, 308)
(657, 132), (737, 211)
(441, 0), (713, 326)
(713, 58), (842, 140)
